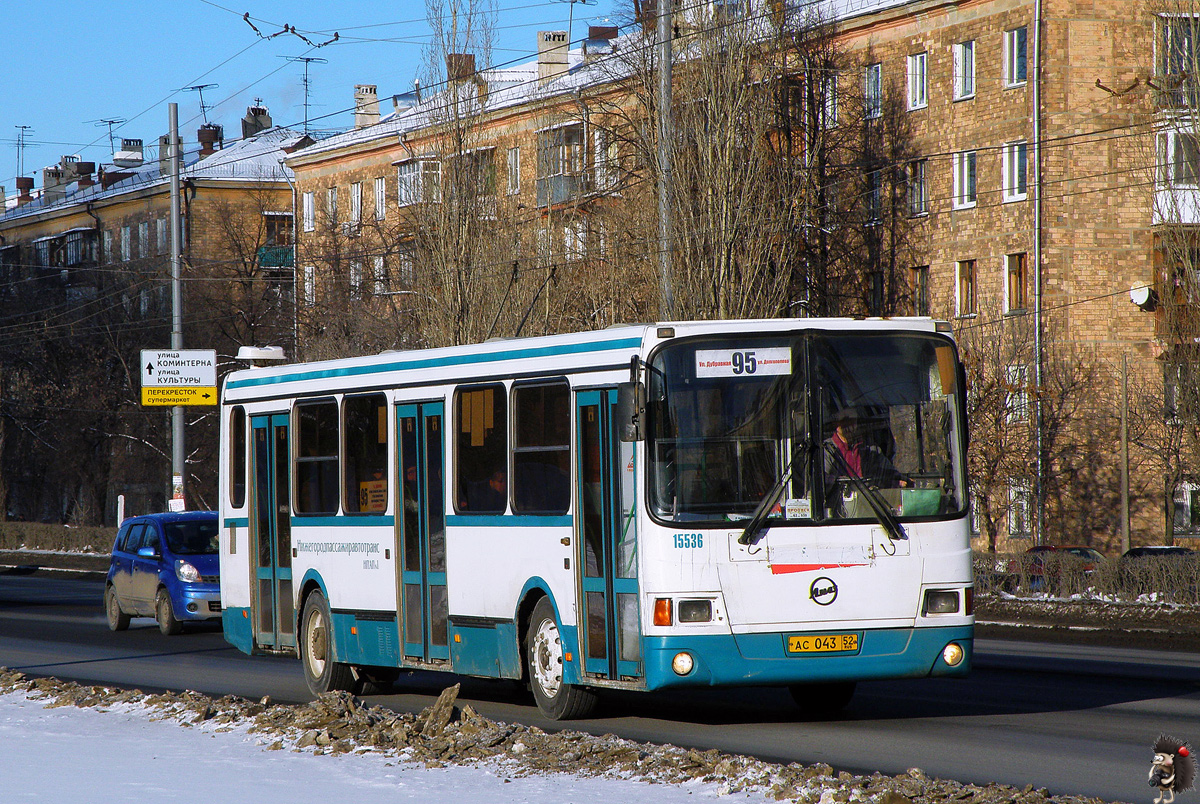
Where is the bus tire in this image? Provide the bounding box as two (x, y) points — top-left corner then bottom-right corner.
(527, 597), (597, 720)
(788, 681), (856, 718)
(300, 590), (355, 695)
(105, 585), (130, 632)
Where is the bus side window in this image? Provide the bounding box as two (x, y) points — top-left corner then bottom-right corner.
(456, 384), (507, 514)
(295, 400), (340, 515)
(512, 382), (570, 514)
(229, 406), (246, 508)
(343, 394), (388, 514)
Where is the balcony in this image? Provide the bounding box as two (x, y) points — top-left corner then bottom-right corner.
(257, 245), (294, 268)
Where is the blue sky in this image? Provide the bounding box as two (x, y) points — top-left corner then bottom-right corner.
(0, 0), (623, 189)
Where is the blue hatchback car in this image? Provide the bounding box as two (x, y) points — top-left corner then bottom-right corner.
(104, 511), (221, 635)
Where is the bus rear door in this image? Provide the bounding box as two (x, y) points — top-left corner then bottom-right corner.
(250, 413), (296, 651)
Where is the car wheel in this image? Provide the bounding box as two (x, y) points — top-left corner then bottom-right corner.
(155, 588), (183, 635)
(300, 590), (355, 695)
(105, 585), (130, 632)
(526, 597), (597, 720)
(788, 681), (856, 719)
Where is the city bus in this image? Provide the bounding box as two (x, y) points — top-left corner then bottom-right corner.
(218, 318), (973, 719)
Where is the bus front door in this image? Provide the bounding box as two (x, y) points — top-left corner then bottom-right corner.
(250, 413), (296, 651)
(394, 403), (449, 664)
(576, 389), (642, 682)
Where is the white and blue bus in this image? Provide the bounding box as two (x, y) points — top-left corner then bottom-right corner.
(218, 318), (972, 719)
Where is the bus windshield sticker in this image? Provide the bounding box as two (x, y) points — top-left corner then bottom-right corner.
(695, 347), (791, 378)
(785, 498), (811, 519)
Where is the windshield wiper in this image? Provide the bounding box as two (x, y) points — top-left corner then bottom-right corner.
(821, 441), (908, 542)
(739, 438), (812, 546)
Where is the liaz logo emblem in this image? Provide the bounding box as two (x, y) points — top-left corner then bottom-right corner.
(809, 577), (838, 606)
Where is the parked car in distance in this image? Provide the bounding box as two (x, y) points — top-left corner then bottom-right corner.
(1121, 545), (1196, 559)
(1001, 544), (1106, 591)
(104, 511), (220, 635)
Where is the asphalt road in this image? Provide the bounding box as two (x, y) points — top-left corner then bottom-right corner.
(3, 571), (1199, 803)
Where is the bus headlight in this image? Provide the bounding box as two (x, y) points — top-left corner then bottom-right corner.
(677, 599), (712, 623)
(923, 589), (960, 615)
(942, 642), (965, 667)
(671, 652), (695, 675)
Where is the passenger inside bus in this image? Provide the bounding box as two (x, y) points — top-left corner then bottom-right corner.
(465, 469), (507, 511)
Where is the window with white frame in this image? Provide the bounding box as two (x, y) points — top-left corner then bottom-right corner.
(372, 255), (387, 295)
(1002, 140), (1028, 201)
(866, 170), (882, 222)
(1005, 363), (1029, 421)
(326, 187), (338, 224)
(907, 52), (927, 110)
(303, 265), (316, 306)
(594, 129), (619, 192)
(397, 160), (442, 205)
(953, 40), (976, 100)
(1163, 131), (1200, 186)
(302, 191), (315, 232)
(349, 260), (362, 297)
(398, 245), (415, 284)
(1008, 479), (1033, 537)
(120, 226), (131, 262)
(822, 72), (838, 128)
(564, 219), (587, 261)
(1004, 26), (1028, 87)
(1006, 252), (1028, 312)
(1175, 482), (1200, 535)
(911, 265), (930, 315)
(374, 176), (386, 220)
(953, 150), (977, 208)
(864, 63), (882, 119)
(507, 147), (521, 195)
(956, 259), (977, 316)
(907, 159), (928, 216)
(136, 222), (148, 259)
(350, 182), (362, 227)
(1161, 16), (1200, 106)
(157, 218), (168, 254)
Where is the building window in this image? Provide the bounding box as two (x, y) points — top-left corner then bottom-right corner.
(326, 187), (338, 224)
(954, 40), (976, 100)
(1005, 364), (1029, 421)
(911, 265), (930, 316)
(138, 222), (149, 259)
(864, 63), (882, 119)
(953, 150), (977, 209)
(1003, 141), (1029, 201)
(398, 160), (442, 205)
(906, 159), (928, 216)
(1004, 27), (1028, 87)
(349, 260), (363, 298)
(594, 129), (620, 192)
(1175, 482), (1200, 535)
(956, 259), (977, 316)
(1008, 480), (1033, 537)
(303, 264), (315, 306)
(120, 226), (131, 262)
(907, 52), (927, 110)
(822, 72), (838, 128)
(372, 255), (387, 295)
(302, 191), (315, 232)
(866, 170), (882, 223)
(1161, 16), (1200, 106)
(157, 218), (168, 254)
(350, 182), (362, 228)
(507, 147), (521, 195)
(455, 384), (507, 514)
(374, 176), (386, 220)
(1006, 252), (1028, 313)
(398, 245), (415, 285)
(1163, 131), (1200, 186)
(536, 124), (585, 207)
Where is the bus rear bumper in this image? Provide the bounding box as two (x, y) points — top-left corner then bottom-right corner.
(642, 625), (972, 690)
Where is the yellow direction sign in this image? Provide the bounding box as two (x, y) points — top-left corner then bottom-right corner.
(141, 386), (218, 406)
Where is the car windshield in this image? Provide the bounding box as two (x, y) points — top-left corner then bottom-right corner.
(646, 331), (967, 525)
(163, 519), (218, 555)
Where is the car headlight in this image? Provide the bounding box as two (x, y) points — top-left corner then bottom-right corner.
(175, 560), (201, 583)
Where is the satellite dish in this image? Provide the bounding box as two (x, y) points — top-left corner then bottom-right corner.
(1130, 283), (1158, 312)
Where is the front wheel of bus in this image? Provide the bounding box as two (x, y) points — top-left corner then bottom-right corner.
(527, 597), (597, 720)
(788, 681), (856, 719)
(301, 591), (355, 695)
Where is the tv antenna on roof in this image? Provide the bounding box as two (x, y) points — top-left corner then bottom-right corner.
(14, 125), (33, 179)
(181, 84), (220, 124)
(552, 0), (597, 49)
(88, 118), (127, 155)
(281, 56), (328, 135)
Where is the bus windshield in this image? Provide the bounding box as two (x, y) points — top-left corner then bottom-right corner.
(646, 332), (966, 525)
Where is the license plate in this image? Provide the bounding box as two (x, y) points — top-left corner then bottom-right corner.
(787, 633), (859, 654)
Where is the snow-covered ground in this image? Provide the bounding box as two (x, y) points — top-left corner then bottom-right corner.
(0, 689), (776, 803)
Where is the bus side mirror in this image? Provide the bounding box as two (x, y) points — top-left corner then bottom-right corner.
(617, 381), (645, 442)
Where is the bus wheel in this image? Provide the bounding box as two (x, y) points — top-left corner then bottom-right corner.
(788, 681), (856, 719)
(300, 591), (355, 695)
(527, 597), (597, 720)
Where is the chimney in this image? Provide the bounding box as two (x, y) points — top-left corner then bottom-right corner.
(113, 138), (144, 168)
(392, 91), (419, 115)
(537, 31), (570, 84)
(75, 162), (96, 189)
(584, 25), (618, 59)
(15, 176), (34, 205)
(197, 123), (223, 156)
(0, 186), (6, 209)
(242, 102), (273, 139)
(446, 53), (476, 83)
(100, 167), (133, 190)
(42, 165), (67, 204)
(354, 84), (380, 129)
(158, 134), (183, 174)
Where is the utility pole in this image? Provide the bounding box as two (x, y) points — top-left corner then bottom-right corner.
(656, 0), (674, 317)
(169, 103), (185, 509)
(1121, 354), (1130, 553)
